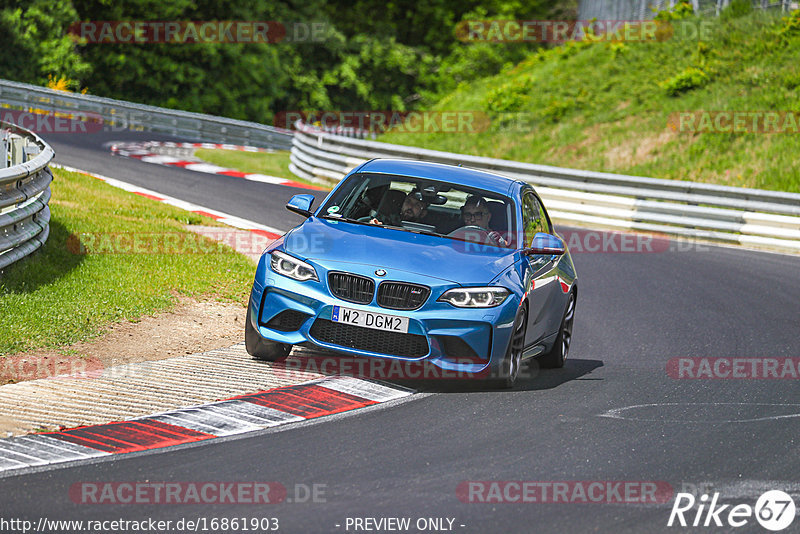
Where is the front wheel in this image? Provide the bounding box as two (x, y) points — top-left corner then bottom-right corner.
(245, 299), (292, 361)
(493, 307), (527, 389)
(537, 291), (575, 369)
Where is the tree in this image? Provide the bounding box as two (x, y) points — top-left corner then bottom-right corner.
(0, 0), (90, 89)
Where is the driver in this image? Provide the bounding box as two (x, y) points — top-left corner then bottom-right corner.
(370, 191), (429, 225)
(399, 191), (429, 223)
(460, 195), (508, 246)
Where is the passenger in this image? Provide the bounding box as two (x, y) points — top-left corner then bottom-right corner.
(460, 195), (508, 246)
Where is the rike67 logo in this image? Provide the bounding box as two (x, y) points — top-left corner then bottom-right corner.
(668, 490), (796, 531)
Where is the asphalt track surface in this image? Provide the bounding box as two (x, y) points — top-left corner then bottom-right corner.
(2, 130), (799, 533)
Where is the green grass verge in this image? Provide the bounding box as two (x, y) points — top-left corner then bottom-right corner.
(194, 149), (301, 182)
(379, 9), (800, 193)
(0, 168), (255, 357)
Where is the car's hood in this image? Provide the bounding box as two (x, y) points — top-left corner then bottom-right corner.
(283, 218), (515, 285)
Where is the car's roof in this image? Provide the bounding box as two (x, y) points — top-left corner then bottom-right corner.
(356, 158), (520, 196)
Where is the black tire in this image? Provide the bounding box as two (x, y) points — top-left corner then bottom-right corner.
(537, 291), (575, 369)
(493, 307), (527, 389)
(245, 299), (292, 361)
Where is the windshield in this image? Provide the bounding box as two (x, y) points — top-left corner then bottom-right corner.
(319, 172), (516, 249)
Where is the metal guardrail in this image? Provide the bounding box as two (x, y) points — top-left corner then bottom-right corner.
(289, 120), (800, 252)
(578, 0), (798, 20)
(0, 121), (54, 271)
(0, 79), (293, 150)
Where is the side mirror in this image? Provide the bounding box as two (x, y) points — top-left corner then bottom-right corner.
(522, 232), (565, 256)
(286, 194), (315, 218)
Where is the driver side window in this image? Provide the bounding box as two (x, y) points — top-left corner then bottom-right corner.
(522, 192), (550, 246)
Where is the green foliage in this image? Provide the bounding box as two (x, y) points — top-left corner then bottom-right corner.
(660, 67), (709, 96)
(721, 0), (753, 19)
(541, 97), (577, 122)
(608, 42), (628, 57)
(320, 34), (436, 111)
(777, 8), (800, 41)
(654, 1), (695, 22)
(429, 42), (528, 99)
(782, 71), (800, 90)
(485, 78), (533, 112)
(0, 0), (90, 88)
(73, 0), (291, 122)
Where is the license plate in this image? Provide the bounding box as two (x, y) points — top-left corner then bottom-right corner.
(331, 306), (409, 333)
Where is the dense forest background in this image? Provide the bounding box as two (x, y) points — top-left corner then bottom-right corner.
(0, 0), (577, 123)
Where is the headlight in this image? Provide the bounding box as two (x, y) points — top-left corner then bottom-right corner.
(438, 287), (510, 308)
(270, 251), (318, 282)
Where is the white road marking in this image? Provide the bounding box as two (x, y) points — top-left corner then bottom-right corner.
(599, 402), (800, 423)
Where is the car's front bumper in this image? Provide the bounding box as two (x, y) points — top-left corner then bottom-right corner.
(249, 254), (520, 378)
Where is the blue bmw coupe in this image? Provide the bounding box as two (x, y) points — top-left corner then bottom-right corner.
(246, 159), (577, 387)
